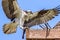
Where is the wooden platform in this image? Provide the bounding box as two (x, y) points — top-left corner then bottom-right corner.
(26, 29), (60, 40)
(26, 22), (60, 40)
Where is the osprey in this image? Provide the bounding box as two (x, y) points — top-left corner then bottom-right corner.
(2, 0), (28, 33)
(2, 0), (60, 39)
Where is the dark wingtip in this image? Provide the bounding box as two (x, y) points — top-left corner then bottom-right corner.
(54, 5), (60, 13)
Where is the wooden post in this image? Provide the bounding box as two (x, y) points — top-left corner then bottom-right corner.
(26, 22), (60, 40)
(26, 29), (60, 40)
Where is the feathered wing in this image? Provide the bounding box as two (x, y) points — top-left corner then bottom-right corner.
(2, 0), (15, 19)
(2, 0), (22, 20)
(2, 0), (23, 34)
(24, 5), (60, 27)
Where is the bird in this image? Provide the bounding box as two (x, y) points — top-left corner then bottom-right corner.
(2, 0), (28, 34)
(2, 0), (60, 39)
(22, 7), (60, 38)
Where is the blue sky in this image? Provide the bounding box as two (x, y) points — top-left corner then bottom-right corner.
(0, 0), (60, 40)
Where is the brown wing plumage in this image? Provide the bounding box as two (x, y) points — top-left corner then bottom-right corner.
(2, 0), (16, 19)
(24, 5), (60, 27)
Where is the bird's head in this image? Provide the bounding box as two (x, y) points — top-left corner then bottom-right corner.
(27, 10), (32, 13)
(25, 10), (32, 14)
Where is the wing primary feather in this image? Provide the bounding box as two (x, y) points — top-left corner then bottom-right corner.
(55, 5), (60, 9)
(2, 0), (16, 19)
(54, 5), (60, 14)
(24, 5), (60, 27)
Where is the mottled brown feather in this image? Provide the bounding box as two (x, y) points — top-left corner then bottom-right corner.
(24, 9), (59, 27)
(2, 0), (16, 19)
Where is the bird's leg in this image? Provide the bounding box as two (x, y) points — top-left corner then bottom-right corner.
(22, 26), (28, 39)
(22, 29), (26, 39)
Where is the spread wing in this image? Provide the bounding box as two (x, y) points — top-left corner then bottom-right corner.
(2, 0), (15, 19)
(2, 0), (22, 20)
(24, 5), (60, 27)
